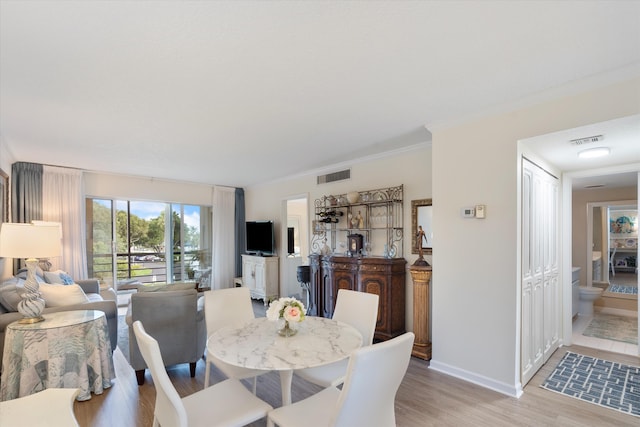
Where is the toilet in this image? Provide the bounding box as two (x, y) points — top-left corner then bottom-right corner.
(578, 286), (603, 317)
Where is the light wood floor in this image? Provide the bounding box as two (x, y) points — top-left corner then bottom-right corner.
(72, 343), (640, 426)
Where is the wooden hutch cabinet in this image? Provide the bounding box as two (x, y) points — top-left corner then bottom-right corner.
(309, 254), (406, 342)
(308, 185), (406, 342)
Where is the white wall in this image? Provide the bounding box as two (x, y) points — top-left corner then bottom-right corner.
(245, 143), (433, 330)
(84, 171), (214, 206)
(430, 76), (640, 396)
(0, 135), (14, 174)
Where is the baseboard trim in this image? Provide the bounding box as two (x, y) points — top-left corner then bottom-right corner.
(429, 359), (523, 398)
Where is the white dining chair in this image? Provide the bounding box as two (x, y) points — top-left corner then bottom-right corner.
(132, 321), (272, 427)
(204, 287), (267, 393)
(0, 388), (80, 427)
(267, 332), (415, 427)
(295, 289), (379, 388)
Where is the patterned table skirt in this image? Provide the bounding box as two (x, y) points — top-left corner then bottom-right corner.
(1, 311), (115, 401)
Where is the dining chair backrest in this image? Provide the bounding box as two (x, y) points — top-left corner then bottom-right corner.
(204, 287), (255, 337)
(330, 332), (415, 427)
(132, 321), (188, 427)
(332, 289), (379, 346)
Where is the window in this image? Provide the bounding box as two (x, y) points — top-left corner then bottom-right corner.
(86, 198), (212, 288)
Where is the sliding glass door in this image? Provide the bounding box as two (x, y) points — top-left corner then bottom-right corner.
(86, 198), (212, 289)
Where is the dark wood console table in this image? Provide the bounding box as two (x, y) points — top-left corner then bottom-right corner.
(308, 254), (406, 342)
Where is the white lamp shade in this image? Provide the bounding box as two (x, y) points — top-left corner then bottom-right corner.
(0, 222), (62, 259)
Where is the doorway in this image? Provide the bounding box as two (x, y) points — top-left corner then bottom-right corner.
(572, 199), (638, 355)
(281, 195), (309, 299)
(520, 115), (640, 362)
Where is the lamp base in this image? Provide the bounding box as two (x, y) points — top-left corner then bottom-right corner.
(17, 258), (46, 322)
(18, 315), (45, 324)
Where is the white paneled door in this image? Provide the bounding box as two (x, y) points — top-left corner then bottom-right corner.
(521, 158), (560, 386)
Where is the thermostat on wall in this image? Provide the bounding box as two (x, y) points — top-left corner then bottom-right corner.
(461, 207), (475, 218)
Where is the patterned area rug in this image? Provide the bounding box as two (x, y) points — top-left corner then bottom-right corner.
(582, 313), (638, 345)
(604, 284), (638, 300)
(608, 285), (638, 294)
(541, 352), (640, 417)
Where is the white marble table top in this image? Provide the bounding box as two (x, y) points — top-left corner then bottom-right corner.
(208, 316), (363, 371)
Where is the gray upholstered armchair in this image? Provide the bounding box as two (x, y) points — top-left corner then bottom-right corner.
(125, 289), (206, 385)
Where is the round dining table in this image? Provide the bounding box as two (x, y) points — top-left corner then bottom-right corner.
(207, 316), (362, 406)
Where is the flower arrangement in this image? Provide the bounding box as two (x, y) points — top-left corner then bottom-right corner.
(266, 297), (306, 337)
(266, 297), (306, 323)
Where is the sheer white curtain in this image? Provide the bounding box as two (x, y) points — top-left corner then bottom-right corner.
(212, 186), (236, 289)
(42, 166), (87, 279)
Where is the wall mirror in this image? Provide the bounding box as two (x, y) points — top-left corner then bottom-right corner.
(411, 198), (432, 255)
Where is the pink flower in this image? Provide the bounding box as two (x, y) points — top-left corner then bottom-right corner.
(283, 305), (302, 323)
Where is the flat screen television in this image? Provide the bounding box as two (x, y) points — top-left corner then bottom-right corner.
(246, 220), (275, 256)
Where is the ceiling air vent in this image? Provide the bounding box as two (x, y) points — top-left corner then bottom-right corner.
(317, 169), (351, 185)
(569, 135), (604, 146)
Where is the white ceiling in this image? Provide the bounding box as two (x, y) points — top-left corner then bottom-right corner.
(522, 114), (640, 190)
(1, 1), (640, 187)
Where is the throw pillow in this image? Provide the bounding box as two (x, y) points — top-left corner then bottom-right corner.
(0, 278), (24, 312)
(39, 283), (89, 307)
(137, 282), (196, 292)
(16, 268), (46, 283)
(44, 270), (75, 285)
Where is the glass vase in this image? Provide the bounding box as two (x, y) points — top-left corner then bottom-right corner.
(278, 319), (298, 337)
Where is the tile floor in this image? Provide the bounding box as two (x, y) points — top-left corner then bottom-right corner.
(573, 271), (638, 356)
(572, 308), (638, 356)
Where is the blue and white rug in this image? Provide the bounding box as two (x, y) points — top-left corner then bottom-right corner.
(607, 285), (638, 295)
(541, 352), (640, 417)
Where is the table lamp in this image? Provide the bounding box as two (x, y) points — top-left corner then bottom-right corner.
(0, 222), (62, 323)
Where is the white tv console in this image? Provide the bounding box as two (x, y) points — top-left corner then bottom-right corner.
(241, 254), (279, 306)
